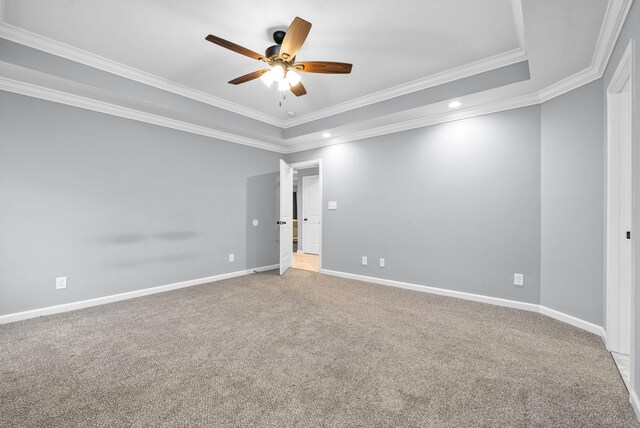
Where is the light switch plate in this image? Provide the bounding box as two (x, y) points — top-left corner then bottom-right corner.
(328, 201), (337, 210)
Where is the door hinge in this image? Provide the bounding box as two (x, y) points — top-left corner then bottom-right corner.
(627, 231), (631, 239)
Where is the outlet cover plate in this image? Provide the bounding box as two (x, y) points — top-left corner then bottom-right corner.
(56, 276), (67, 290)
(514, 273), (524, 286)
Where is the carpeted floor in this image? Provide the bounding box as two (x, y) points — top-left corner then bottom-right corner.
(1, 269), (638, 427)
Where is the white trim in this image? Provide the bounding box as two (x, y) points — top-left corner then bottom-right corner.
(283, 92), (541, 153)
(0, 0), (632, 152)
(321, 268), (607, 339)
(0, 20), (285, 127)
(0, 0), (527, 129)
(0, 264), (278, 325)
(592, 0), (635, 76)
(630, 391), (640, 421)
(320, 269), (539, 313)
(282, 48), (528, 128)
(538, 306), (606, 338)
(510, 0), (527, 54)
(605, 38), (635, 354)
(538, 0), (633, 103)
(538, 67), (600, 103)
(0, 75), (287, 154)
(0, 69), (540, 155)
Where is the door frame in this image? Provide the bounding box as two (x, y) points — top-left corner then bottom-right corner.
(290, 159), (323, 271)
(605, 39), (635, 388)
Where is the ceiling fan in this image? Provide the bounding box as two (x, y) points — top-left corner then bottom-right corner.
(205, 17), (352, 97)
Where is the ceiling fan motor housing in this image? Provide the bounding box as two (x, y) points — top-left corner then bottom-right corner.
(265, 44), (281, 59)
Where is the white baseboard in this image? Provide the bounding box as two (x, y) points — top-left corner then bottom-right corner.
(631, 391), (640, 422)
(320, 269), (606, 339)
(320, 269), (539, 312)
(0, 264), (278, 325)
(1, 264), (607, 342)
(538, 305), (605, 339)
(253, 264), (279, 272)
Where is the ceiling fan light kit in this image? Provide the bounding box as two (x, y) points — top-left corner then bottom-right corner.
(205, 16), (353, 99)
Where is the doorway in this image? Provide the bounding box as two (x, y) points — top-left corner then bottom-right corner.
(605, 40), (634, 391)
(279, 159), (322, 274)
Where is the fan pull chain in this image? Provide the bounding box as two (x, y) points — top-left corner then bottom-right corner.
(278, 90), (287, 107)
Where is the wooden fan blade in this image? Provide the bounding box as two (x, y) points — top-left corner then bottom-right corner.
(290, 81), (307, 97)
(279, 17), (312, 61)
(293, 61), (353, 74)
(228, 69), (270, 85)
(205, 34), (265, 62)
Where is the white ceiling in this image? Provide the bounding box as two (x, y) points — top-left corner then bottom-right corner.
(3, 0), (525, 120)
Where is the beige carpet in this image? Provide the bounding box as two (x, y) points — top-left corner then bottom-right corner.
(1, 269), (638, 427)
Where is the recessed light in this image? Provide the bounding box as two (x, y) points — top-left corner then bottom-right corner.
(448, 101), (462, 108)
(322, 132), (331, 138)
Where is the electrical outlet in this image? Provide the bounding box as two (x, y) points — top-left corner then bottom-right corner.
(229, 253), (235, 262)
(55, 276), (67, 290)
(514, 273), (524, 287)
(362, 256), (368, 266)
(379, 258), (385, 267)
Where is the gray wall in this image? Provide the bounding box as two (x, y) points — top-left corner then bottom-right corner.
(602, 0), (640, 395)
(0, 91), (280, 316)
(294, 167), (320, 252)
(540, 80), (604, 325)
(287, 106), (542, 304)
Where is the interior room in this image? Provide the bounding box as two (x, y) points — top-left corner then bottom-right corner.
(1, 0), (640, 426)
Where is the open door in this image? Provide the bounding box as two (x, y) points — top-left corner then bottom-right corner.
(279, 160), (293, 275)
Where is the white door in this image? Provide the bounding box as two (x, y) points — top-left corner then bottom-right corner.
(606, 74), (633, 354)
(279, 160), (293, 275)
(302, 175), (321, 255)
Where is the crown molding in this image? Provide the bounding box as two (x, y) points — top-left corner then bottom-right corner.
(537, 0), (633, 103)
(0, 0), (529, 130)
(0, 75), (287, 153)
(511, 0), (527, 54)
(289, 0), (633, 153)
(537, 67), (600, 103)
(282, 92), (541, 154)
(281, 48), (528, 128)
(592, 0), (634, 76)
(0, 0), (633, 155)
(0, 20), (287, 127)
(282, 0), (528, 128)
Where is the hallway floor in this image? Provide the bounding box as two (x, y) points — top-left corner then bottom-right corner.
(292, 251), (319, 272)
